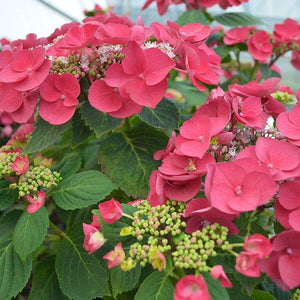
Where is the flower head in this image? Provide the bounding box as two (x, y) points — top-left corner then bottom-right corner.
(103, 242), (125, 269)
(83, 223), (106, 254)
(98, 198), (123, 224)
(174, 274), (211, 300)
(26, 191), (45, 214)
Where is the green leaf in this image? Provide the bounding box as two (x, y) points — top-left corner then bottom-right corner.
(110, 264), (141, 298)
(168, 81), (207, 108)
(98, 126), (167, 198)
(139, 99), (180, 130)
(0, 210), (22, 243)
(55, 224), (109, 300)
(209, 254), (236, 273)
(259, 64), (281, 80)
(72, 109), (92, 147)
(53, 152), (82, 179)
(177, 9), (209, 26)
(134, 271), (174, 300)
(0, 180), (19, 210)
(25, 118), (70, 153)
(233, 271), (265, 294)
(80, 101), (122, 139)
(52, 170), (116, 210)
(0, 237), (32, 300)
(214, 44), (237, 59)
(29, 256), (67, 300)
(13, 207), (49, 261)
(214, 12), (262, 27)
(262, 279), (291, 300)
(227, 280), (253, 300)
(252, 289), (276, 300)
(203, 273), (230, 300)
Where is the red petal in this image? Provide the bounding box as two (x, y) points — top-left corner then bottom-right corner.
(88, 80), (122, 113)
(122, 41), (148, 75)
(38, 98), (75, 125)
(14, 60), (51, 91)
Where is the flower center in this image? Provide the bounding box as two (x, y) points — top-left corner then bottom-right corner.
(235, 185), (242, 196)
(191, 284), (199, 292)
(185, 159), (197, 172)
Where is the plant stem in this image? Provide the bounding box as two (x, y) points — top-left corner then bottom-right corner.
(230, 243), (244, 248)
(49, 221), (68, 239)
(175, 267), (186, 278)
(122, 213), (134, 220)
(249, 60), (259, 81)
(226, 249), (239, 257)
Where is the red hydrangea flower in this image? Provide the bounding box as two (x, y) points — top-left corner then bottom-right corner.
(38, 73), (80, 125)
(276, 104), (300, 146)
(174, 274), (211, 300)
(98, 198), (123, 224)
(83, 223), (106, 254)
(175, 115), (211, 159)
(0, 48), (51, 91)
(7, 123), (34, 146)
(148, 169), (203, 205)
(211, 265), (232, 288)
(184, 44), (220, 91)
(275, 177), (300, 231)
(192, 96), (231, 136)
(183, 198), (239, 234)
(248, 31), (273, 61)
(232, 96), (268, 129)
(54, 23), (99, 50)
(205, 158), (278, 214)
(259, 230), (300, 290)
(88, 79), (142, 118)
(151, 21), (210, 53)
(105, 40), (175, 109)
(103, 242), (125, 269)
(237, 137), (300, 181)
(224, 27), (250, 45)
(273, 18), (300, 46)
(12, 155), (29, 175)
(235, 251), (260, 277)
(27, 191), (45, 214)
(244, 234), (273, 259)
(229, 77), (281, 98)
(0, 83), (38, 123)
(95, 22), (147, 45)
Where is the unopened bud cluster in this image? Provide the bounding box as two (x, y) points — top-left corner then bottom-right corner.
(0, 150), (19, 178)
(271, 91), (296, 105)
(212, 126), (283, 161)
(123, 200), (228, 273)
(0, 146), (62, 199)
(172, 223), (228, 272)
(15, 165), (61, 198)
(292, 289), (300, 300)
(50, 45), (124, 80)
